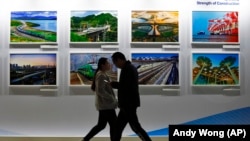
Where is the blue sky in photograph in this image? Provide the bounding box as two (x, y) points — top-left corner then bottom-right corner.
(11, 11), (57, 18)
(192, 53), (239, 67)
(71, 10), (117, 18)
(192, 11), (228, 35)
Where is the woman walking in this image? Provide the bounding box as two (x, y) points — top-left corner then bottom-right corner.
(82, 57), (117, 141)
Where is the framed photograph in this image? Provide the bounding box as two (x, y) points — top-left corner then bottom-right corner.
(131, 11), (179, 43)
(192, 11), (239, 44)
(131, 53), (179, 85)
(192, 52), (240, 86)
(10, 11), (57, 44)
(9, 53), (57, 86)
(70, 52), (118, 86)
(70, 10), (118, 43)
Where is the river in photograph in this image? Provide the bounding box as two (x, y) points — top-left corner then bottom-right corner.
(193, 35), (238, 42)
(24, 20), (57, 32)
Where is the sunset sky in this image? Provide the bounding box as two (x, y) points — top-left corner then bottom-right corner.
(132, 11), (178, 24)
(10, 54), (57, 66)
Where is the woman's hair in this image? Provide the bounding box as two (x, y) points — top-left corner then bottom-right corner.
(91, 57), (108, 91)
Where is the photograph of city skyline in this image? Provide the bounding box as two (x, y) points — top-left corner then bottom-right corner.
(10, 53), (57, 86)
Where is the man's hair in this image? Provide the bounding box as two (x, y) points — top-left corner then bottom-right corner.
(112, 52), (126, 61)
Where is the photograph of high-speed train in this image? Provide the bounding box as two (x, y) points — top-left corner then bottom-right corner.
(131, 53), (179, 85)
(70, 53), (117, 85)
(70, 10), (118, 43)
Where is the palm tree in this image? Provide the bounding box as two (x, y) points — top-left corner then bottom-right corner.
(193, 56), (212, 84)
(219, 56), (238, 84)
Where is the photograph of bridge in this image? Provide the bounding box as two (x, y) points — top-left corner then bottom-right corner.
(70, 53), (117, 85)
(10, 11), (57, 43)
(131, 11), (179, 43)
(192, 11), (238, 43)
(70, 10), (118, 43)
(192, 53), (239, 86)
(131, 53), (179, 85)
(9, 53), (57, 86)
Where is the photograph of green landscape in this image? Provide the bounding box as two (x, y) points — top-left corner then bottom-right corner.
(192, 53), (239, 86)
(10, 11), (57, 43)
(132, 11), (179, 43)
(10, 53), (57, 86)
(70, 10), (118, 43)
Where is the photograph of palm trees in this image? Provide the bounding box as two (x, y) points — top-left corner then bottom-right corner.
(70, 53), (117, 85)
(70, 11), (118, 43)
(10, 53), (57, 86)
(192, 53), (239, 86)
(131, 53), (179, 85)
(131, 11), (179, 43)
(192, 11), (238, 43)
(10, 11), (57, 43)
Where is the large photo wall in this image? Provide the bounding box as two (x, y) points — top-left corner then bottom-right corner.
(0, 0), (249, 137)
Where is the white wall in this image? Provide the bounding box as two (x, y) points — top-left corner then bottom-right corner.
(0, 0), (249, 137)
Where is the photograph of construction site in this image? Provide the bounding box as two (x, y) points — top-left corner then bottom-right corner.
(70, 10), (118, 43)
(131, 11), (179, 43)
(10, 11), (57, 43)
(131, 53), (179, 85)
(192, 53), (239, 86)
(192, 11), (238, 43)
(9, 53), (57, 86)
(70, 53), (117, 85)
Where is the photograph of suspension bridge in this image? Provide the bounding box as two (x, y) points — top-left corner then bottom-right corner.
(131, 11), (179, 43)
(131, 53), (179, 85)
(10, 53), (57, 86)
(192, 11), (238, 43)
(10, 11), (57, 43)
(192, 53), (239, 86)
(70, 10), (118, 43)
(70, 53), (117, 85)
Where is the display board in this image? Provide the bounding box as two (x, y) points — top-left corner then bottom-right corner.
(0, 0), (249, 138)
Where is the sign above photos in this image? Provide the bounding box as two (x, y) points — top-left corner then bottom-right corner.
(195, 0), (240, 7)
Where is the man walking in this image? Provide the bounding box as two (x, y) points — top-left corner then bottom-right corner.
(111, 52), (152, 141)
